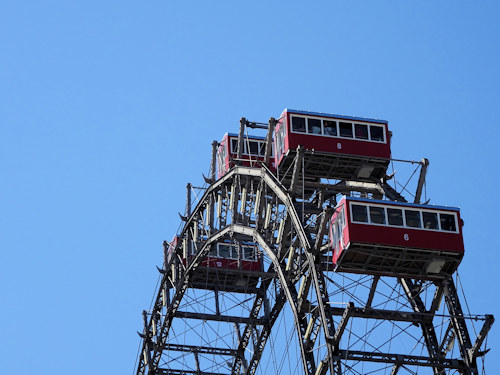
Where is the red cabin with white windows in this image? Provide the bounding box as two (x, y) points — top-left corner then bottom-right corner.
(216, 133), (275, 179)
(330, 196), (464, 279)
(274, 109), (391, 181)
(168, 236), (262, 292)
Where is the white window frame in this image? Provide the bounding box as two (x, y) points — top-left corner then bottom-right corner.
(438, 212), (459, 232)
(242, 245), (257, 261)
(290, 114), (308, 134)
(422, 211), (440, 230)
(404, 209), (423, 229)
(350, 203), (370, 224)
(216, 243), (235, 259)
(354, 123), (370, 141)
(307, 117), (323, 135)
(214, 242), (260, 261)
(322, 118), (338, 137)
(368, 205), (387, 225)
(368, 124), (386, 143)
(338, 121), (354, 139)
(386, 207), (405, 227)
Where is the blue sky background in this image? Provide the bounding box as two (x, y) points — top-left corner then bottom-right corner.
(1, 1), (499, 373)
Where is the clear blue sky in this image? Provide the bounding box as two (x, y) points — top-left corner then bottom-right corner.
(1, 1), (499, 373)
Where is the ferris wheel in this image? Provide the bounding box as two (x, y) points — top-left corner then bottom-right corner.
(134, 109), (494, 375)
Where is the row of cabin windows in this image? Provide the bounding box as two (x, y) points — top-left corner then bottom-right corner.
(186, 241), (258, 261)
(350, 204), (458, 232)
(208, 243), (258, 261)
(290, 115), (386, 143)
(231, 138), (273, 157)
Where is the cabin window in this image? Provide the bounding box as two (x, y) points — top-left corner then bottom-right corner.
(243, 246), (255, 260)
(339, 122), (353, 138)
(351, 204), (368, 222)
(440, 213), (457, 232)
(291, 116), (306, 133)
(370, 125), (384, 142)
(423, 212), (439, 230)
(405, 210), (422, 228)
(308, 118), (322, 134)
(249, 141), (259, 155)
(355, 124), (369, 140)
(387, 208), (404, 226)
(231, 139), (239, 154)
(323, 120), (337, 136)
(218, 244), (232, 258)
(369, 206), (386, 224)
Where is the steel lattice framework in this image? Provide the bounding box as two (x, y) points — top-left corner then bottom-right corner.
(135, 118), (493, 375)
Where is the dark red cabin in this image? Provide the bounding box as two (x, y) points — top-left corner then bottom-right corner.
(216, 133), (275, 179)
(274, 109), (391, 181)
(330, 196), (464, 279)
(168, 236), (262, 292)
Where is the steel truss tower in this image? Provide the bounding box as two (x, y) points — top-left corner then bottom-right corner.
(135, 118), (494, 375)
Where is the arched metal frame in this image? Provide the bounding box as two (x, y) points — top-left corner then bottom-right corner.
(135, 166), (339, 375)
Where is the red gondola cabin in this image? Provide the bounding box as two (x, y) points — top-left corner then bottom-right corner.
(274, 109), (391, 181)
(330, 196), (464, 279)
(216, 133), (275, 179)
(167, 236), (262, 292)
